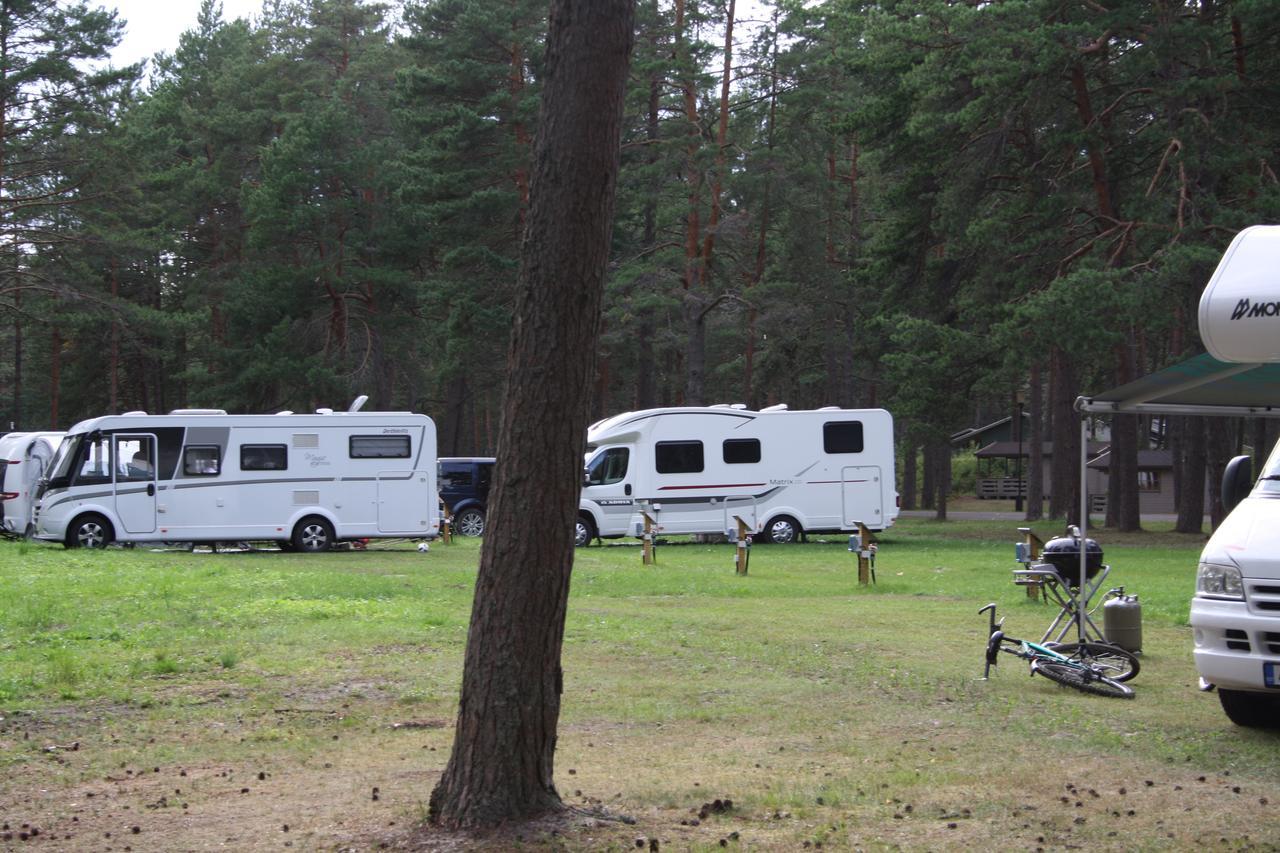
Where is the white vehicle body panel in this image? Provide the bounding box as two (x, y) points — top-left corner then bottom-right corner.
(33, 410), (437, 546)
(1192, 460), (1280, 693)
(578, 406), (897, 540)
(0, 431), (64, 536)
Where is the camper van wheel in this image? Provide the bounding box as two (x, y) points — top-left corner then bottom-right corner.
(574, 515), (596, 548)
(762, 515), (801, 545)
(455, 508), (486, 537)
(1218, 689), (1280, 728)
(66, 514), (113, 549)
(292, 517), (334, 553)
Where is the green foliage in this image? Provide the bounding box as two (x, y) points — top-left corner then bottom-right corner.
(3, 0), (1280, 476)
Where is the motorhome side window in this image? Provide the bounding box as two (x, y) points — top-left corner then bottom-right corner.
(184, 446), (221, 476)
(823, 421), (864, 454)
(241, 444), (288, 471)
(655, 441), (703, 474)
(350, 435), (411, 458)
(73, 434), (113, 485)
(723, 438), (761, 464)
(586, 447), (629, 485)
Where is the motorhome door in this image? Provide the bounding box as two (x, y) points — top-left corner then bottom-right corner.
(377, 469), (434, 534)
(840, 465), (883, 527)
(583, 446), (633, 535)
(114, 433), (158, 534)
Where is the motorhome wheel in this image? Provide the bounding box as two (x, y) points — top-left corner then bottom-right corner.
(67, 514), (113, 549)
(293, 517), (334, 553)
(455, 508), (485, 537)
(1218, 689), (1280, 728)
(763, 515), (801, 545)
(574, 515), (596, 547)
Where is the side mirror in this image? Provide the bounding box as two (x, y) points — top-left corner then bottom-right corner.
(582, 468), (591, 487)
(1222, 454), (1253, 514)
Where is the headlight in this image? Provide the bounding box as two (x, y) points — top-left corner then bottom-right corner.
(1197, 562), (1244, 599)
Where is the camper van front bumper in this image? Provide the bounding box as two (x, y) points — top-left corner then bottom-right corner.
(1191, 596), (1280, 692)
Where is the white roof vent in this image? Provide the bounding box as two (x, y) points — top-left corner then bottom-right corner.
(316, 408), (334, 415)
(275, 411), (294, 416)
(168, 409), (228, 415)
(348, 395), (369, 413)
(760, 404), (788, 412)
(730, 403), (747, 410)
(121, 410), (148, 416)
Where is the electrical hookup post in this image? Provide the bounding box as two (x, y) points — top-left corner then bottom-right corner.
(849, 521), (877, 585)
(641, 508), (658, 566)
(732, 515), (751, 575)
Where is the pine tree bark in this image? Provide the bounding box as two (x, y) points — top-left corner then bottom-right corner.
(1206, 417), (1235, 529)
(1173, 415), (1206, 533)
(1049, 347), (1080, 521)
(1025, 362), (1044, 521)
(427, 0), (635, 830)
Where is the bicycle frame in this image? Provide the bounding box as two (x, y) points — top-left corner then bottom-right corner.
(981, 603), (1094, 676)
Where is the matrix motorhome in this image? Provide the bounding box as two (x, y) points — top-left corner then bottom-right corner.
(0, 431), (64, 537)
(34, 401), (437, 550)
(577, 405), (897, 546)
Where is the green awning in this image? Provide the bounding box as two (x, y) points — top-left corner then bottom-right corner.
(1076, 352), (1280, 418)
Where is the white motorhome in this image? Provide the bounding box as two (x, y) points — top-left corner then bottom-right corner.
(577, 405), (897, 546)
(33, 401), (438, 551)
(1191, 225), (1280, 726)
(0, 431), (65, 537)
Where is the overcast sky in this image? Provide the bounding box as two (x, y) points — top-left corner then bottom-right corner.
(105, 0), (265, 69)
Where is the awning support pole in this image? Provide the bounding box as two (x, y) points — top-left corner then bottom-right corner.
(1078, 415), (1089, 642)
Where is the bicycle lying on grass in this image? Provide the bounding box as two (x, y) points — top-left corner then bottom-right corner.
(979, 603), (1139, 699)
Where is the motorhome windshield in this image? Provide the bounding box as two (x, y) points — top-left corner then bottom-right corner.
(45, 433), (84, 486)
(1259, 439), (1280, 495)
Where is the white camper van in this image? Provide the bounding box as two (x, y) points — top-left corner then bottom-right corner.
(0, 431), (65, 537)
(577, 405), (897, 546)
(1191, 225), (1280, 726)
(33, 402), (438, 551)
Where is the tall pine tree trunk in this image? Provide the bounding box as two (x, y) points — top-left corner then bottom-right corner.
(1049, 347), (1080, 521)
(427, 0), (634, 829)
(1173, 415), (1206, 533)
(1026, 362), (1044, 521)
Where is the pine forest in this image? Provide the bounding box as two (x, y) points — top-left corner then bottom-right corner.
(3, 0), (1280, 529)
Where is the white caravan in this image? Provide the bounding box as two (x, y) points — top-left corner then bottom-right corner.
(33, 401), (437, 551)
(0, 431), (65, 537)
(577, 406), (897, 546)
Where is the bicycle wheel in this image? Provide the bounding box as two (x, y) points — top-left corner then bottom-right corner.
(1051, 642), (1139, 682)
(1031, 659), (1134, 699)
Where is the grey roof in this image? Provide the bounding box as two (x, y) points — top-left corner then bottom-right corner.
(974, 440), (1108, 459)
(1086, 449), (1174, 471)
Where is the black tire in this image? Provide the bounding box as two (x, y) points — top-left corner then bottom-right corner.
(65, 514), (113, 549)
(1051, 642), (1140, 682)
(292, 516), (334, 553)
(574, 515), (596, 548)
(455, 507), (486, 537)
(761, 515), (801, 545)
(1218, 689), (1280, 728)
(1031, 659), (1134, 698)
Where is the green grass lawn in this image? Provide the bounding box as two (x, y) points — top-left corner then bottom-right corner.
(0, 519), (1275, 851)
